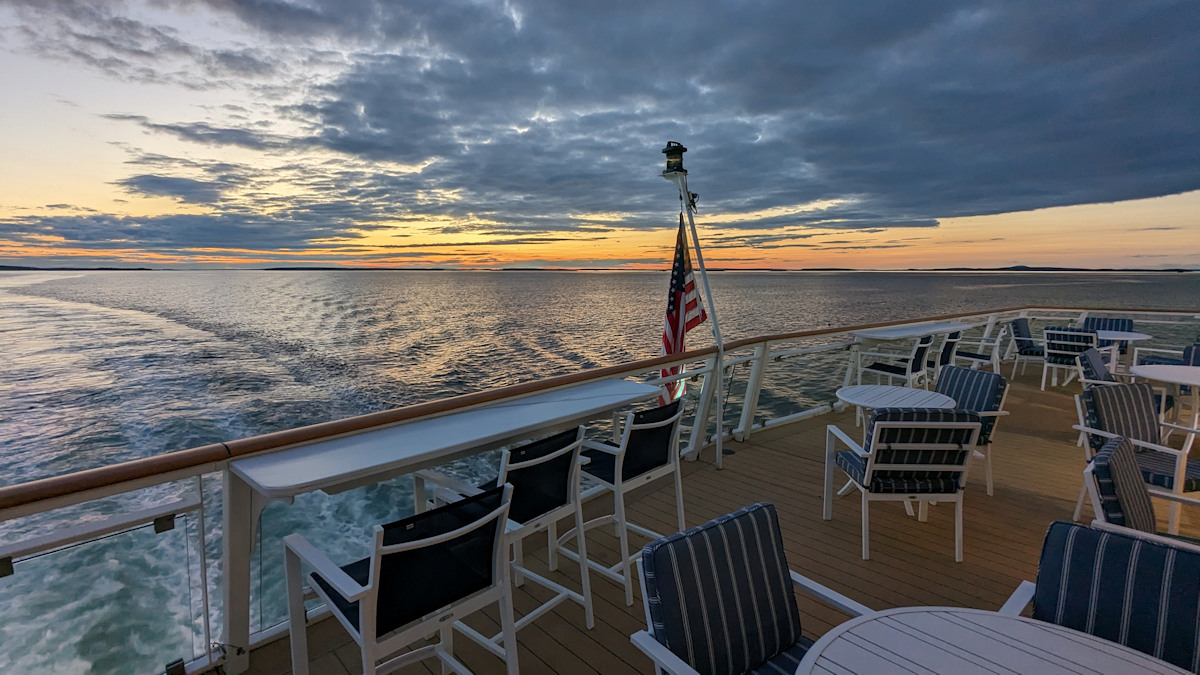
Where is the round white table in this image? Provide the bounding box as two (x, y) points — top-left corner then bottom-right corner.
(836, 384), (956, 422)
(1130, 363), (1200, 433)
(795, 606), (1188, 674)
(1096, 330), (1152, 370)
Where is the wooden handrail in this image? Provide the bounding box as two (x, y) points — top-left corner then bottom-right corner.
(2, 305), (1195, 513)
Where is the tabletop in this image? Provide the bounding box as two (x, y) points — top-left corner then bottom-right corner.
(796, 606), (1188, 674)
(231, 378), (661, 498)
(1130, 364), (1200, 387)
(853, 321), (976, 341)
(1097, 330), (1153, 341)
(836, 385), (956, 410)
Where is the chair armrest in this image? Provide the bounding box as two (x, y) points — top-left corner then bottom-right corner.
(826, 424), (866, 456)
(630, 631), (700, 675)
(1161, 421), (1200, 437)
(1147, 487), (1200, 508)
(791, 570), (872, 617)
(976, 410), (1010, 418)
(998, 580), (1036, 616)
(1091, 520), (1200, 554)
(581, 439), (621, 455)
(283, 533), (367, 602)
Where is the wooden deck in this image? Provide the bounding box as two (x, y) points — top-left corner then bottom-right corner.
(237, 370), (1199, 674)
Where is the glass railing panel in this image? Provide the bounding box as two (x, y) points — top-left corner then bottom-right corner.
(0, 512), (210, 674)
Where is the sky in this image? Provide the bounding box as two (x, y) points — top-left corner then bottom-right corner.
(0, 0), (1197, 270)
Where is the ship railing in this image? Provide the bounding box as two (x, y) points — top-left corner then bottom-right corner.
(0, 305), (1198, 673)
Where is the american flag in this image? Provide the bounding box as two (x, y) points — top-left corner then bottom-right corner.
(660, 213), (707, 403)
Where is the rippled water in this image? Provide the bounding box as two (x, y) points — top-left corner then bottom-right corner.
(1, 269), (1197, 673)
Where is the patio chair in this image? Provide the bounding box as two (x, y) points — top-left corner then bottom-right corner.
(1084, 436), (1200, 540)
(1082, 315), (1134, 354)
(630, 502), (872, 675)
(1041, 326), (1099, 390)
(284, 484), (518, 675)
(1073, 383), (1200, 533)
(954, 323), (1008, 372)
(1135, 341), (1200, 367)
(924, 331), (961, 384)
(413, 426), (595, 652)
(558, 399), (686, 606)
(935, 365), (1009, 496)
(999, 520), (1200, 674)
(1076, 347), (1173, 413)
(824, 407), (982, 561)
(1007, 317), (1044, 378)
(857, 334), (934, 388)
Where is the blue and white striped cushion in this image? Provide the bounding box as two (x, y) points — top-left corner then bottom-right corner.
(1077, 348), (1115, 383)
(1045, 326), (1095, 364)
(1092, 437), (1156, 532)
(746, 638), (815, 675)
(1083, 317), (1134, 352)
(1034, 522), (1200, 673)
(835, 450), (962, 494)
(1010, 318), (1045, 356)
(935, 366), (1006, 443)
(641, 502), (806, 675)
(1091, 383), (1161, 447)
(1135, 451), (1200, 492)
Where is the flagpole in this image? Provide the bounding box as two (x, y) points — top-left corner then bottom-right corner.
(662, 143), (725, 468)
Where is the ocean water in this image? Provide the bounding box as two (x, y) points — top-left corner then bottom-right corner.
(1, 269), (1198, 673)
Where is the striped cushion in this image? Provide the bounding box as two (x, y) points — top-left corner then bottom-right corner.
(1092, 437), (1156, 533)
(1044, 326), (1095, 364)
(835, 451), (962, 494)
(642, 502), (806, 675)
(1136, 450), (1200, 492)
(1083, 317), (1134, 352)
(935, 366), (1006, 443)
(1076, 348), (1115, 383)
(1090, 383), (1161, 448)
(746, 638), (815, 675)
(1034, 522), (1200, 673)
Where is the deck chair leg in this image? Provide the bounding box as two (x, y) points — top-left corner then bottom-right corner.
(1041, 364), (1049, 390)
(823, 435), (836, 520)
(440, 625), (454, 675)
(498, 592), (521, 675)
(984, 447), (994, 497)
(574, 503), (595, 629)
(615, 491), (635, 606)
(1169, 500), (1182, 536)
(955, 499), (964, 563)
(547, 522), (558, 572)
(512, 538), (525, 587)
(861, 491), (871, 560)
(284, 547), (310, 675)
(917, 500), (928, 522)
(674, 467), (686, 532)
(1073, 482), (1088, 521)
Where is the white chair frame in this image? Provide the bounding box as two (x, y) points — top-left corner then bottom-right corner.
(856, 334), (934, 388)
(1072, 395), (1200, 534)
(284, 484), (517, 675)
(413, 426), (596, 654)
(955, 324), (1008, 372)
(629, 558), (872, 675)
(556, 403), (686, 606)
(824, 418), (982, 562)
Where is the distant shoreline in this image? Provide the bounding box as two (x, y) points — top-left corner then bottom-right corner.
(2, 265), (1196, 274)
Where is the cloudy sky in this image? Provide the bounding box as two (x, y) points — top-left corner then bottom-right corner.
(1, 0), (1197, 269)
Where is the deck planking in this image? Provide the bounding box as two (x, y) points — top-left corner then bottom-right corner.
(235, 370), (1199, 674)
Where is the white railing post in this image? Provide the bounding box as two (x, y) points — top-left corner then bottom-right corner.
(685, 353), (720, 468)
(221, 470), (254, 674)
(734, 342), (769, 442)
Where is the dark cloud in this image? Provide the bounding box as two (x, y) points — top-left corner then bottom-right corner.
(4, 0), (1198, 264)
